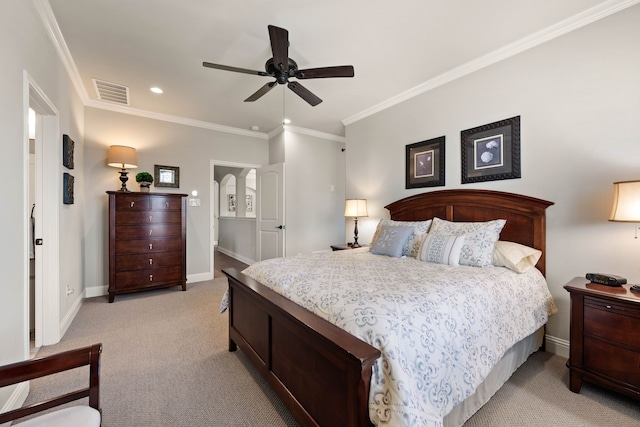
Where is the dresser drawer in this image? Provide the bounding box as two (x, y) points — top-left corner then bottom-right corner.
(584, 299), (640, 350)
(115, 251), (182, 271)
(115, 224), (182, 239)
(584, 336), (640, 387)
(115, 237), (182, 254)
(115, 266), (183, 290)
(115, 195), (150, 211)
(150, 196), (183, 210)
(115, 210), (182, 225)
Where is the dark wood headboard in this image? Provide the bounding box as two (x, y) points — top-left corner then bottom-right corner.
(385, 189), (554, 276)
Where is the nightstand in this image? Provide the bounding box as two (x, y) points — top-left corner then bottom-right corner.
(330, 244), (367, 251)
(564, 277), (640, 401)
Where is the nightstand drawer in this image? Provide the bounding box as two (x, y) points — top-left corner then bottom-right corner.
(584, 301), (640, 350)
(584, 336), (640, 387)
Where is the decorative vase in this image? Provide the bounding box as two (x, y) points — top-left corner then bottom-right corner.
(139, 182), (151, 192)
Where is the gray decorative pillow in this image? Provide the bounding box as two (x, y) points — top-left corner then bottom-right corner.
(369, 224), (415, 257)
(417, 234), (466, 266)
(429, 217), (506, 267)
(370, 219), (432, 257)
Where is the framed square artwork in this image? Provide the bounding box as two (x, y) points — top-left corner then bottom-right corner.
(405, 136), (445, 189)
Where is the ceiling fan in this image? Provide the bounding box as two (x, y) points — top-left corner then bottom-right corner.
(203, 25), (354, 107)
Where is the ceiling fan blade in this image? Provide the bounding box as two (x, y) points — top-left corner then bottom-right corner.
(287, 81), (322, 106)
(203, 61), (269, 77)
(268, 25), (289, 72)
(295, 65), (355, 79)
(244, 81), (278, 102)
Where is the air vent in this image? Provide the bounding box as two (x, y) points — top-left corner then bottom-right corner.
(92, 78), (130, 105)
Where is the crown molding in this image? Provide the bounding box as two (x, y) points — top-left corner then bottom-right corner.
(342, 0), (640, 126)
(85, 99), (268, 139)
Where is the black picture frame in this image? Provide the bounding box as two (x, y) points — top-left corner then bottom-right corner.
(62, 134), (74, 169)
(405, 136), (445, 189)
(154, 165), (180, 188)
(63, 173), (74, 204)
(461, 116), (520, 184)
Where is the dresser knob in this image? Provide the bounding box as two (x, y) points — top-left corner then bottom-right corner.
(149, 274), (153, 282)
(149, 258), (153, 265)
(606, 305), (612, 309)
(165, 202), (169, 208)
(149, 215), (153, 222)
(130, 201), (135, 208)
(149, 243), (153, 250)
(149, 229), (153, 236)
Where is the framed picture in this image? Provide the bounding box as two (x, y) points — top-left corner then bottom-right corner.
(63, 173), (74, 204)
(405, 136), (445, 189)
(62, 134), (74, 169)
(154, 165), (180, 188)
(461, 116), (521, 184)
(228, 194), (236, 212)
(246, 195), (253, 212)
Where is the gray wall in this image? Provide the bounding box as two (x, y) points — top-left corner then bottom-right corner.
(0, 0), (85, 406)
(344, 5), (640, 353)
(83, 107), (270, 291)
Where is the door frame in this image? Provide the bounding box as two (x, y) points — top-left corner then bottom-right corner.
(25, 71), (61, 350)
(209, 160), (261, 275)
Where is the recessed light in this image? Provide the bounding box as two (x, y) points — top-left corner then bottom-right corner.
(150, 87), (163, 94)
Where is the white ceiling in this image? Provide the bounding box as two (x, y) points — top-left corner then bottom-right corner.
(44, 0), (628, 137)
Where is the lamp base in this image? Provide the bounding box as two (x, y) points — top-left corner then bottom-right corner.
(118, 168), (130, 192)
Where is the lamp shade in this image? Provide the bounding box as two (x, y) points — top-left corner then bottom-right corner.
(345, 199), (368, 217)
(107, 145), (137, 169)
(609, 180), (640, 222)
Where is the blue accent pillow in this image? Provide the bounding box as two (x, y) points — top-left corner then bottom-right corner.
(369, 225), (414, 257)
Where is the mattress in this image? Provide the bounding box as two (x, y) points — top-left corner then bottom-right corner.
(234, 250), (556, 426)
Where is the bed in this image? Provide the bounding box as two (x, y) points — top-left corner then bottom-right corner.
(222, 189), (555, 426)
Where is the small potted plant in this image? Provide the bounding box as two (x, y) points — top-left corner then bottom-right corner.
(135, 172), (153, 192)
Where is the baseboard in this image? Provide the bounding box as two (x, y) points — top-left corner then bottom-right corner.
(0, 382), (29, 421)
(85, 285), (108, 298)
(216, 247), (255, 265)
(545, 334), (570, 359)
(187, 272), (213, 283)
(59, 294), (83, 338)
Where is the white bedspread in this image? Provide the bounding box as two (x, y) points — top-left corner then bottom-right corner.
(234, 250), (557, 426)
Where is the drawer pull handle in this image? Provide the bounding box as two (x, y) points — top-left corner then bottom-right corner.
(149, 229), (153, 236)
(130, 201), (135, 208)
(165, 202), (169, 208)
(149, 258), (153, 265)
(149, 243), (153, 250)
(149, 274), (153, 282)
(149, 215), (153, 222)
(606, 305), (612, 309)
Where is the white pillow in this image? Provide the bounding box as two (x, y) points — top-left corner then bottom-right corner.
(493, 241), (542, 273)
(429, 217), (506, 267)
(417, 234), (466, 266)
(370, 219), (432, 258)
(369, 224), (415, 257)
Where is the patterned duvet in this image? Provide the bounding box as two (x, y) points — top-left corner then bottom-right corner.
(236, 250), (557, 426)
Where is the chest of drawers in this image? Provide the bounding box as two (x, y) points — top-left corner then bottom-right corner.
(107, 191), (187, 302)
(564, 277), (640, 401)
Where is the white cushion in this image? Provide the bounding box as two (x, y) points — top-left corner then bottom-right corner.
(493, 241), (542, 273)
(429, 217), (506, 267)
(16, 406), (100, 427)
(417, 234), (466, 266)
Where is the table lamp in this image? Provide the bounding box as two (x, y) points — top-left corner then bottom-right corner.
(609, 180), (640, 238)
(345, 199), (368, 247)
(107, 145), (137, 192)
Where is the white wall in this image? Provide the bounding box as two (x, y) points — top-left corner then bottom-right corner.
(83, 107), (269, 292)
(344, 5), (640, 352)
(0, 0), (85, 409)
(282, 129), (347, 255)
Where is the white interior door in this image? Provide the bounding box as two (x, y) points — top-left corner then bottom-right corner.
(256, 163), (285, 261)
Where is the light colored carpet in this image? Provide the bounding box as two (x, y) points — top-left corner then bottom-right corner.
(24, 277), (639, 426)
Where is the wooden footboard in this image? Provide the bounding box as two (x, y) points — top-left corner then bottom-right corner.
(223, 268), (380, 427)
